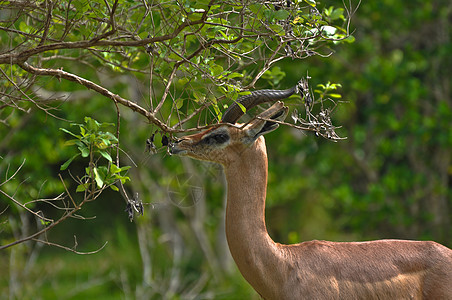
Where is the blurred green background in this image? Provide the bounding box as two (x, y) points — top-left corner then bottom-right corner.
(1, 0), (451, 299)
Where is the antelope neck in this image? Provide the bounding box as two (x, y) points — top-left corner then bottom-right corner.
(223, 137), (283, 297)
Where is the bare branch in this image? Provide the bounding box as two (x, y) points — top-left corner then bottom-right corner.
(18, 62), (171, 131)
(32, 238), (108, 255)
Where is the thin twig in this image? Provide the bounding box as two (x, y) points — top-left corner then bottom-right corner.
(32, 238), (108, 255)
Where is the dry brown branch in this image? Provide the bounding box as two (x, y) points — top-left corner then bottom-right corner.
(32, 238), (108, 255)
(0, 188), (85, 250)
(18, 61), (170, 130)
(0, 162), (110, 250)
(0, 189), (57, 223)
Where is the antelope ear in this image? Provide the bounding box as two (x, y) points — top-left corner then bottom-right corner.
(244, 102), (288, 142)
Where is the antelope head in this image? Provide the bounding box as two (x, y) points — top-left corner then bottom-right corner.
(170, 87), (296, 165)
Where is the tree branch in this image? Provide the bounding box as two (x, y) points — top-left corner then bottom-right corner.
(0, 16), (209, 65)
(18, 62), (171, 132)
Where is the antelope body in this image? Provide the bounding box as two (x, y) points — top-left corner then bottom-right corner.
(170, 85), (452, 299)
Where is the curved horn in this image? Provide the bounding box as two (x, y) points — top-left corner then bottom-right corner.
(221, 86), (297, 124)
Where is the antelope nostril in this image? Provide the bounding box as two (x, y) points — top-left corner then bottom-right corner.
(170, 142), (187, 155)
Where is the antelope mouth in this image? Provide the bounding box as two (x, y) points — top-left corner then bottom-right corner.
(258, 103), (289, 133)
(170, 145), (187, 156)
(269, 107), (287, 122)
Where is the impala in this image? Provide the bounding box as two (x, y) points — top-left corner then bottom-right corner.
(170, 84), (452, 299)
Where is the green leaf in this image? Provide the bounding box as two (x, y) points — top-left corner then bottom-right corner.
(176, 99), (184, 109)
(88, 133), (96, 144)
(40, 219), (51, 226)
(99, 122), (115, 128)
(269, 24), (284, 36)
(99, 150), (112, 162)
(249, 4), (264, 16)
(110, 164), (131, 174)
(19, 21), (31, 34)
(60, 128), (81, 139)
(210, 63), (223, 77)
(110, 185), (119, 191)
(218, 29), (229, 40)
(178, 77), (190, 86)
(78, 145), (90, 157)
(329, 8), (345, 21)
(76, 183), (89, 192)
(321, 26), (337, 36)
(93, 167), (104, 188)
(274, 10), (289, 21)
(212, 103), (222, 121)
(237, 102), (246, 114)
(344, 35), (355, 43)
(63, 139), (79, 146)
(304, 0), (316, 7)
(95, 138), (109, 149)
(73, 0), (90, 13)
(262, 66), (286, 86)
(111, 163), (121, 173)
(193, 90), (205, 102)
(119, 176), (130, 184)
(324, 6), (333, 17)
(60, 153), (80, 170)
(120, 166), (131, 172)
(328, 93), (342, 99)
(106, 131), (118, 141)
(226, 72), (244, 79)
(84, 117), (100, 132)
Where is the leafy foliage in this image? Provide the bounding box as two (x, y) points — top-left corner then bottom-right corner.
(60, 117), (130, 192)
(0, 0), (351, 134)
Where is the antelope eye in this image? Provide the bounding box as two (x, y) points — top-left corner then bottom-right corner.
(202, 133), (229, 145)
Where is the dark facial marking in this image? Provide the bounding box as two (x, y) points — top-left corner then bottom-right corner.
(200, 132), (230, 145)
